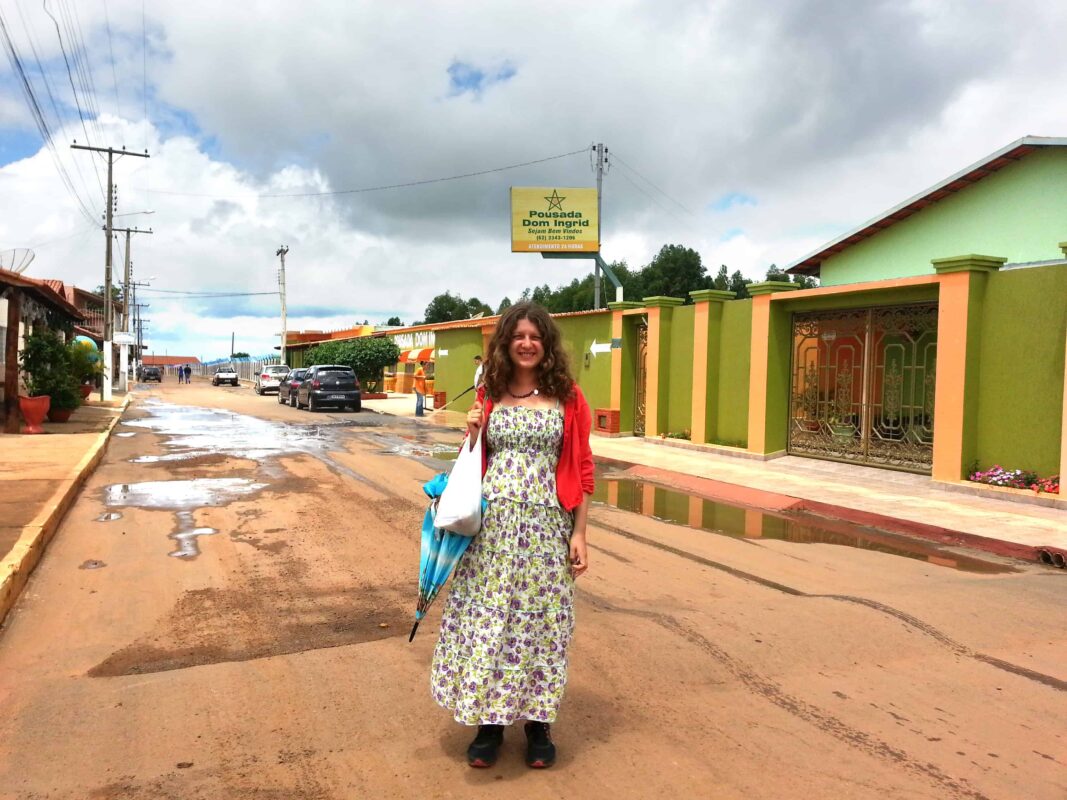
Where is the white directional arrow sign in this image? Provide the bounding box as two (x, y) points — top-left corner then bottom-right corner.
(589, 339), (612, 357)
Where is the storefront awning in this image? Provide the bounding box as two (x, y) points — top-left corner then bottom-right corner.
(399, 347), (434, 363)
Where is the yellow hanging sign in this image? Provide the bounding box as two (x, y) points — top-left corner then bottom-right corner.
(510, 187), (599, 253)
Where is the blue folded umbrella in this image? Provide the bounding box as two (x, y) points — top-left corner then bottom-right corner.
(408, 472), (484, 642)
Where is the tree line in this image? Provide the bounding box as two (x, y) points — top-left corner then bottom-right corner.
(386, 244), (817, 325)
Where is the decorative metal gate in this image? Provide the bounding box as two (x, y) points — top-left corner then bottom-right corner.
(788, 303), (938, 473)
(633, 321), (648, 436)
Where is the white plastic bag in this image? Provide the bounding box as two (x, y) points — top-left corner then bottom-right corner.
(434, 429), (483, 536)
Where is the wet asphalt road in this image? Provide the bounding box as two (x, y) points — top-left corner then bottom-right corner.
(0, 381), (1064, 799)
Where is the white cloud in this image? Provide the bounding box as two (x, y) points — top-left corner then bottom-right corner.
(1, 0), (1065, 357)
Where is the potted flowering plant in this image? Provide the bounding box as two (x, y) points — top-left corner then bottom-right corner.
(68, 339), (104, 398)
(18, 329), (81, 428)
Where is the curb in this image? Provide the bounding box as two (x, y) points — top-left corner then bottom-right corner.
(618, 464), (1063, 566)
(0, 395), (130, 628)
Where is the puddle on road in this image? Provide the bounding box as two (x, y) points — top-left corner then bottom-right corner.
(592, 476), (1015, 574)
(104, 478), (267, 510)
(169, 511), (218, 559)
(380, 441), (459, 461)
(122, 402), (337, 463)
(114, 432), (137, 438)
(96, 511), (123, 522)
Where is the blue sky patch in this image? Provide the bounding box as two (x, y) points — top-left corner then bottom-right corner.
(719, 227), (745, 242)
(0, 128), (43, 167)
(447, 60), (517, 97)
(710, 192), (757, 212)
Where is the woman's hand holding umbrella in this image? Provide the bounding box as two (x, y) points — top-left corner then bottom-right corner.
(466, 400), (483, 444)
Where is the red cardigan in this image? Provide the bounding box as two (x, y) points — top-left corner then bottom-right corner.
(472, 384), (595, 511)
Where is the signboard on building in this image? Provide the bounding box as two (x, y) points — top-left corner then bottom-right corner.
(511, 187), (599, 253)
(113, 332), (135, 345)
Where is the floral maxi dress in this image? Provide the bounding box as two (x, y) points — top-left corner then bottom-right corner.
(431, 405), (575, 725)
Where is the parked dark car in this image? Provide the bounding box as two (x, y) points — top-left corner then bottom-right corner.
(141, 366), (162, 382)
(295, 365), (361, 412)
(277, 368), (309, 407)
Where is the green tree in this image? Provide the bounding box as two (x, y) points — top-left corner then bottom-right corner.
(728, 270), (751, 299)
(640, 244), (709, 299)
(496, 297), (512, 314)
(792, 273), (819, 290)
(385, 316), (403, 326)
(712, 265), (730, 291)
(231, 351), (250, 359)
(764, 263), (789, 282)
(465, 297), (493, 317)
(306, 337), (401, 391)
(93, 285), (123, 302)
(423, 292), (472, 323)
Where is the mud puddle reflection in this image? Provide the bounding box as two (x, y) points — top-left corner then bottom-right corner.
(593, 475), (1015, 574)
(122, 402), (337, 463)
(103, 478), (265, 560)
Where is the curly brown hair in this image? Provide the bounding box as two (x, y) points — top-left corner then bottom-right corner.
(482, 302), (574, 401)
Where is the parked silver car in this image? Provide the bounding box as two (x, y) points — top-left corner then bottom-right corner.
(255, 364), (291, 394)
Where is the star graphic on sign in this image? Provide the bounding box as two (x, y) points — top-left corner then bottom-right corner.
(544, 189), (566, 211)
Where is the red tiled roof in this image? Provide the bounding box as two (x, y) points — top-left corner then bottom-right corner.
(0, 268), (83, 319)
(142, 355), (201, 366)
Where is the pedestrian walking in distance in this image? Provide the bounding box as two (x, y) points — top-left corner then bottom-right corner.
(430, 301), (593, 769)
(177, 365), (184, 384)
(472, 354), (483, 390)
(184, 364), (192, 384)
(414, 360), (428, 417)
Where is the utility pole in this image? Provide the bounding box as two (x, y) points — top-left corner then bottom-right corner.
(113, 227), (152, 391)
(231, 332), (235, 361)
(71, 142), (149, 401)
(593, 143), (609, 310)
(130, 281), (151, 381)
(276, 245), (289, 365)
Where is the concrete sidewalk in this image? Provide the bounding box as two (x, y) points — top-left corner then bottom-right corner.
(364, 394), (1065, 562)
(0, 395), (128, 625)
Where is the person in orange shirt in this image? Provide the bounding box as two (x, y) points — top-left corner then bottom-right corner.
(413, 360), (428, 417)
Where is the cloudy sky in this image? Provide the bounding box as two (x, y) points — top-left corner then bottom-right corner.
(1, 0), (1064, 360)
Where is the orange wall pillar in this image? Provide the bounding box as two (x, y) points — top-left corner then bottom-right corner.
(930, 255), (1004, 481)
(643, 296), (684, 437)
(610, 307), (624, 409)
(746, 294), (772, 454)
(745, 281), (798, 455)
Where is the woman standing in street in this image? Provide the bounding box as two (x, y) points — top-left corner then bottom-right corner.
(430, 302), (594, 769)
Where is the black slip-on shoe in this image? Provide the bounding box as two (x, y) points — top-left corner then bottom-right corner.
(524, 721), (556, 768)
(467, 724), (504, 768)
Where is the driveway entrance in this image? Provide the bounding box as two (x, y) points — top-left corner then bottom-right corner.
(787, 303), (938, 473)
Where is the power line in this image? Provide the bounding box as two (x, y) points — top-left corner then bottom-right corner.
(611, 151), (695, 217)
(613, 167), (695, 230)
(13, 0), (100, 216)
(141, 147), (590, 199)
(139, 288), (279, 297)
(26, 223), (98, 249)
(42, 0), (106, 199)
(102, 0), (120, 117)
(0, 7), (98, 224)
